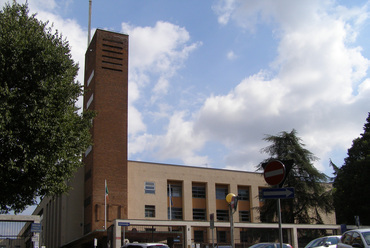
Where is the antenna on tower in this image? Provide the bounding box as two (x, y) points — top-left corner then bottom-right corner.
(88, 0), (92, 46)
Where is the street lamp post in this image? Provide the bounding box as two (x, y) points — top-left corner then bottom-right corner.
(226, 193), (238, 248)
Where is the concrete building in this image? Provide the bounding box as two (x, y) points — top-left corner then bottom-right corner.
(33, 29), (339, 248)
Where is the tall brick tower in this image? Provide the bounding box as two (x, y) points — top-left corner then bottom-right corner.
(83, 29), (129, 234)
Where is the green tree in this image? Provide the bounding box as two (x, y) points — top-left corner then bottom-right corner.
(257, 130), (334, 224)
(0, 3), (94, 213)
(332, 113), (370, 225)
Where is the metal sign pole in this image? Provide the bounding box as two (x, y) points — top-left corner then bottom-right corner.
(212, 229), (215, 248)
(210, 213), (215, 248)
(277, 198), (283, 248)
(229, 204), (235, 248)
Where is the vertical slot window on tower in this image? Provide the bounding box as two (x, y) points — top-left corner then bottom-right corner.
(86, 94), (94, 109)
(87, 70), (94, 87)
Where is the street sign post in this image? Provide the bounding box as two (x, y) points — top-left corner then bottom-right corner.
(263, 160), (286, 186)
(261, 187), (295, 199)
(263, 160), (293, 248)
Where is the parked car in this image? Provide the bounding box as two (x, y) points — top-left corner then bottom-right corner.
(122, 243), (169, 248)
(337, 229), (370, 248)
(248, 243), (293, 248)
(304, 235), (341, 248)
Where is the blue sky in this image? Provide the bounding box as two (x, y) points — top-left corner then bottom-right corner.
(2, 0), (370, 179)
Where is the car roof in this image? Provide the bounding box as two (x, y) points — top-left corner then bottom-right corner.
(124, 243), (168, 246)
(346, 229), (370, 233)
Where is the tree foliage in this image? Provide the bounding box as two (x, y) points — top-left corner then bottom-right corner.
(0, 3), (94, 213)
(257, 130), (334, 224)
(332, 113), (370, 225)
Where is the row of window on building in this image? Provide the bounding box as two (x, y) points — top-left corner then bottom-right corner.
(144, 182), (251, 199)
(143, 182), (258, 222)
(144, 205), (251, 222)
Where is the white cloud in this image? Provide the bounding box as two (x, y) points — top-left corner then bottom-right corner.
(123, 21), (202, 160)
(213, 0), (237, 25)
(227, 50), (237, 60)
(196, 0), (370, 172)
(154, 112), (209, 166)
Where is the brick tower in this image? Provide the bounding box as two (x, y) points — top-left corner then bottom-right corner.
(83, 29), (129, 234)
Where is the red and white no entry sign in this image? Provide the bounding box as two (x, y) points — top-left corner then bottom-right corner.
(264, 160), (286, 186)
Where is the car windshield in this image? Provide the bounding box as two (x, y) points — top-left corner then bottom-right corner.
(326, 237), (339, 245)
(277, 245), (290, 248)
(249, 243), (290, 248)
(126, 245), (168, 248)
(361, 232), (370, 245)
(249, 244), (272, 248)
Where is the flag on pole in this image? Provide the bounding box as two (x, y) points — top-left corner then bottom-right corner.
(168, 184), (172, 221)
(105, 180), (109, 202)
(169, 187), (173, 206)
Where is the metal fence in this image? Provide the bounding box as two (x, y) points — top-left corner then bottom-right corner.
(0, 221), (30, 248)
(0, 215), (40, 248)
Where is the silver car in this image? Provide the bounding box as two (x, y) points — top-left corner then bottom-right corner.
(304, 235), (341, 248)
(337, 229), (370, 248)
(122, 243), (170, 248)
(248, 243), (293, 248)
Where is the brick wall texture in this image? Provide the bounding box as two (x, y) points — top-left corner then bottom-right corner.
(83, 29), (129, 233)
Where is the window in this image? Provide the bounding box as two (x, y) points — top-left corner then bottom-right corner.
(145, 205), (155, 217)
(362, 232), (370, 245)
(239, 210), (250, 222)
(192, 185), (206, 198)
(168, 184), (182, 197)
(216, 187), (228, 200)
(216, 210), (229, 221)
(240, 231), (248, 242)
(145, 182), (155, 194)
(238, 187), (250, 201)
(85, 145), (92, 157)
(86, 94), (94, 109)
(326, 237), (340, 245)
(194, 230), (204, 243)
(341, 232), (352, 245)
(193, 208), (206, 220)
(168, 207), (182, 220)
(217, 231), (227, 243)
(259, 188), (266, 202)
(352, 232), (363, 246)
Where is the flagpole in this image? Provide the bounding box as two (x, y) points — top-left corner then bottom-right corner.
(88, 0), (92, 46)
(105, 179), (107, 230)
(169, 184), (172, 221)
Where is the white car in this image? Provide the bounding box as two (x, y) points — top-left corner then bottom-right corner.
(122, 243), (170, 248)
(304, 235), (341, 248)
(337, 229), (370, 248)
(248, 243), (293, 248)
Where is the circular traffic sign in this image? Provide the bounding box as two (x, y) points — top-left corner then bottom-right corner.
(264, 160), (286, 186)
